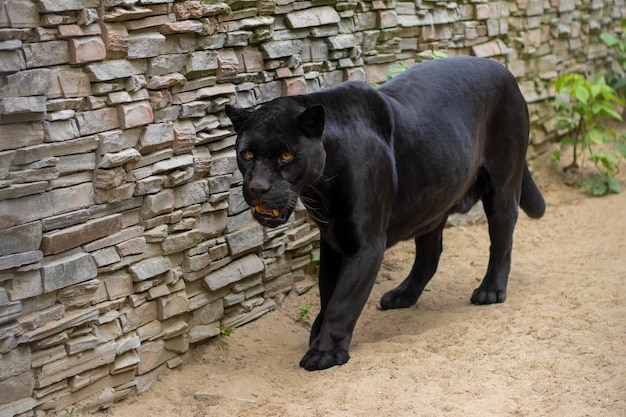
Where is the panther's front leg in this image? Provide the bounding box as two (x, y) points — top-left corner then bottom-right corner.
(300, 239), (385, 371)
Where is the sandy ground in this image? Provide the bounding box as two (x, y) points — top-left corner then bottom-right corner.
(103, 161), (626, 417)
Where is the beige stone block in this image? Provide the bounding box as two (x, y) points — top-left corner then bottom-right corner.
(156, 291), (189, 320)
(101, 23), (129, 52)
(0, 122), (44, 151)
(102, 271), (134, 301)
(110, 350), (140, 374)
(118, 101), (154, 129)
(57, 279), (100, 309)
(164, 334), (189, 354)
(137, 339), (176, 375)
(69, 36), (106, 64)
(159, 20), (204, 34)
(115, 237), (146, 258)
(174, 0), (204, 19)
(120, 301), (157, 333)
(283, 76), (307, 95)
(65, 333), (99, 355)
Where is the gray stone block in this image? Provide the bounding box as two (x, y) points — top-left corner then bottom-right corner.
(35, 0), (100, 12)
(0, 96), (46, 115)
(173, 180), (209, 209)
(128, 256), (171, 282)
(225, 223), (264, 255)
(0, 221), (42, 257)
(41, 252), (97, 292)
(35, 341), (117, 388)
(204, 253), (264, 291)
(260, 40), (302, 59)
(161, 229), (204, 254)
(0, 250), (42, 271)
(85, 59), (148, 82)
(22, 40), (69, 67)
(285, 6), (341, 29)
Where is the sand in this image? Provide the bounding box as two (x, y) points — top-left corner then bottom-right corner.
(103, 161), (626, 417)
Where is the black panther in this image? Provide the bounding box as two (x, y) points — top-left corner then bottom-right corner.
(225, 56), (545, 371)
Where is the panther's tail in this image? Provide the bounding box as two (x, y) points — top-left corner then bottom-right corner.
(520, 164), (545, 219)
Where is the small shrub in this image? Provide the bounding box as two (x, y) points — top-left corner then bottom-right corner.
(298, 304), (313, 320)
(218, 325), (234, 337)
(552, 73), (626, 195)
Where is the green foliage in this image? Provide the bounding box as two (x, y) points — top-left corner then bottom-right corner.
(600, 19), (626, 96)
(370, 51), (447, 88)
(218, 325), (234, 337)
(552, 73), (626, 195)
(386, 62), (409, 79)
(426, 50), (448, 59)
(298, 304), (313, 320)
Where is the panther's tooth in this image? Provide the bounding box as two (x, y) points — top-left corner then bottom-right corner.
(272, 209), (280, 217)
(255, 206), (262, 213)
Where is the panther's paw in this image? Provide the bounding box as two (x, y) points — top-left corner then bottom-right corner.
(379, 289), (418, 310)
(299, 347), (350, 371)
(471, 287), (506, 305)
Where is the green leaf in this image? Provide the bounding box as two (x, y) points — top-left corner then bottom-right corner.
(562, 135), (578, 146)
(428, 50), (448, 59)
(553, 100), (572, 112)
(386, 62), (409, 80)
(605, 151), (619, 165)
(607, 174), (621, 193)
(573, 85), (590, 103)
(554, 118), (576, 131)
(614, 77), (626, 90)
(582, 177), (609, 196)
(600, 32), (619, 47)
(615, 140), (626, 158)
(585, 128), (605, 145)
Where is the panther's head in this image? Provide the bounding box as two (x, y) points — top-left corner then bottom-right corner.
(225, 99), (326, 228)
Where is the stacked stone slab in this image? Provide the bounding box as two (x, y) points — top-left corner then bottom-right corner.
(0, 0), (622, 415)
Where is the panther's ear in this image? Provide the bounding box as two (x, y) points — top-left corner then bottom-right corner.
(298, 104), (325, 138)
(225, 105), (250, 133)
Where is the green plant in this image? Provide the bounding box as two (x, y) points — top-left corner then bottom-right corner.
(600, 19), (626, 98)
(370, 51), (448, 88)
(298, 304), (313, 320)
(215, 325), (235, 353)
(218, 325), (234, 337)
(426, 49), (448, 59)
(552, 73), (626, 195)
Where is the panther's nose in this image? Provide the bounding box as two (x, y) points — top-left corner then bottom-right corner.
(248, 177), (271, 198)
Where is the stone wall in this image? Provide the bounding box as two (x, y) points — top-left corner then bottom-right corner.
(0, 0), (622, 415)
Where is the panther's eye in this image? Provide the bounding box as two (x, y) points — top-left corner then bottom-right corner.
(243, 150), (254, 160)
(280, 151), (294, 162)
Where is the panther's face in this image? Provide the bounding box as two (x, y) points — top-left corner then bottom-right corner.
(225, 100), (326, 228)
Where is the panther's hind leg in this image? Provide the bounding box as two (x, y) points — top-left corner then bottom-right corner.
(471, 186), (519, 304)
(380, 219), (446, 310)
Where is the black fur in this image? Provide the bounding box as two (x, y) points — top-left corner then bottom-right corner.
(225, 56), (545, 371)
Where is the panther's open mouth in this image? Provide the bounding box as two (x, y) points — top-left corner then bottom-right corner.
(254, 205), (281, 218)
(251, 204), (292, 228)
